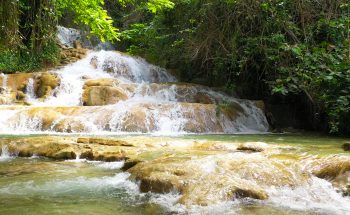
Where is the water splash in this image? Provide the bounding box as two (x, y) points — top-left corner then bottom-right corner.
(0, 73), (7, 88)
(0, 172), (138, 196)
(0, 145), (12, 161)
(25, 78), (36, 103)
(266, 176), (350, 215)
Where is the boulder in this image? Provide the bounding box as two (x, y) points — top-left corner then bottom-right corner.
(82, 86), (128, 106)
(193, 92), (214, 104)
(35, 72), (60, 99)
(345, 184), (350, 196)
(309, 156), (350, 179)
(237, 142), (268, 152)
(253, 100), (265, 112)
(73, 40), (82, 49)
(84, 78), (119, 87)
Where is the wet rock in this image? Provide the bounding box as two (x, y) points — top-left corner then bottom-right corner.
(178, 176), (268, 206)
(4, 137), (75, 160)
(0, 90), (15, 104)
(121, 108), (153, 132)
(237, 142), (267, 152)
(73, 40), (82, 49)
(35, 72), (60, 99)
(77, 137), (132, 146)
(82, 86), (128, 106)
(218, 102), (245, 120)
(1, 73), (33, 94)
(90, 56), (98, 69)
(83, 78), (119, 87)
(16, 91), (26, 100)
(128, 155), (273, 206)
(54, 150), (76, 159)
(193, 92), (214, 104)
(129, 158), (188, 193)
(310, 156), (350, 179)
(52, 119), (86, 133)
(342, 143), (350, 151)
(95, 152), (127, 162)
(80, 150), (94, 160)
(122, 159), (142, 171)
(345, 184), (350, 196)
(253, 100), (265, 113)
(59, 46), (87, 66)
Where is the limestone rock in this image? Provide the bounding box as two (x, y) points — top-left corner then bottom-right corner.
(253, 100), (265, 113)
(193, 92), (214, 104)
(34, 72), (60, 99)
(82, 86), (128, 106)
(84, 78), (119, 87)
(237, 142), (268, 152)
(309, 156), (350, 179)
(218, 102), (245, 120)
(73, 40), (82, 49)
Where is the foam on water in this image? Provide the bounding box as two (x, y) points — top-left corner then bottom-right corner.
(65, 158), (125, 170)
(0, 73), (7, 88)
(0, 172), (139, 196)
(265, 176), (350, 215)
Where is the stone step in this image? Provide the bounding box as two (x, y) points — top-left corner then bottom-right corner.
(0, 101), (268, 134)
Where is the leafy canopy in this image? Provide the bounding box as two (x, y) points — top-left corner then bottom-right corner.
(57, 0), (174, 42)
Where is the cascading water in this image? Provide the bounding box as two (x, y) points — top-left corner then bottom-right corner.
(0, 145), (12, 161)
(0, 50), (269, 134)
(0, 73), (7, 88)
(25, 78), (36, 103)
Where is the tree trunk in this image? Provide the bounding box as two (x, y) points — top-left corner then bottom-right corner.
(0, 0), (19, 51)
(18, 0), (56, 53)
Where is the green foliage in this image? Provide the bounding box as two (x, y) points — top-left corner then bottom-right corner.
(117, 0), (350, 134)
(0, 0), (174, 72)
(57, 0), (119, 42)
(0, 41), (60, 72)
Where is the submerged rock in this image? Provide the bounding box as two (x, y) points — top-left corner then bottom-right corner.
(342, 143), (350, 151)
(308, 156), (350, 179)
(237, 142), (268, 152)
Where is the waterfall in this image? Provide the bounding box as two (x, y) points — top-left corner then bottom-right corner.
(0, 145), (12, 161)
(0, 51), (269, 135)
(0, 73), (7, 88)
(25, 78), (36, 103)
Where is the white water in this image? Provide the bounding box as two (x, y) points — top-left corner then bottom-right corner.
(25, 78), (36, 103)
(266, 177), (350, 215)
(0, 73), (7, 88)
(0, 145), (12, 161)
(0, 51), (269, 135)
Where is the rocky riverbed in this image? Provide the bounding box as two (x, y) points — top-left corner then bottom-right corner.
(1, 134), (349, 212)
